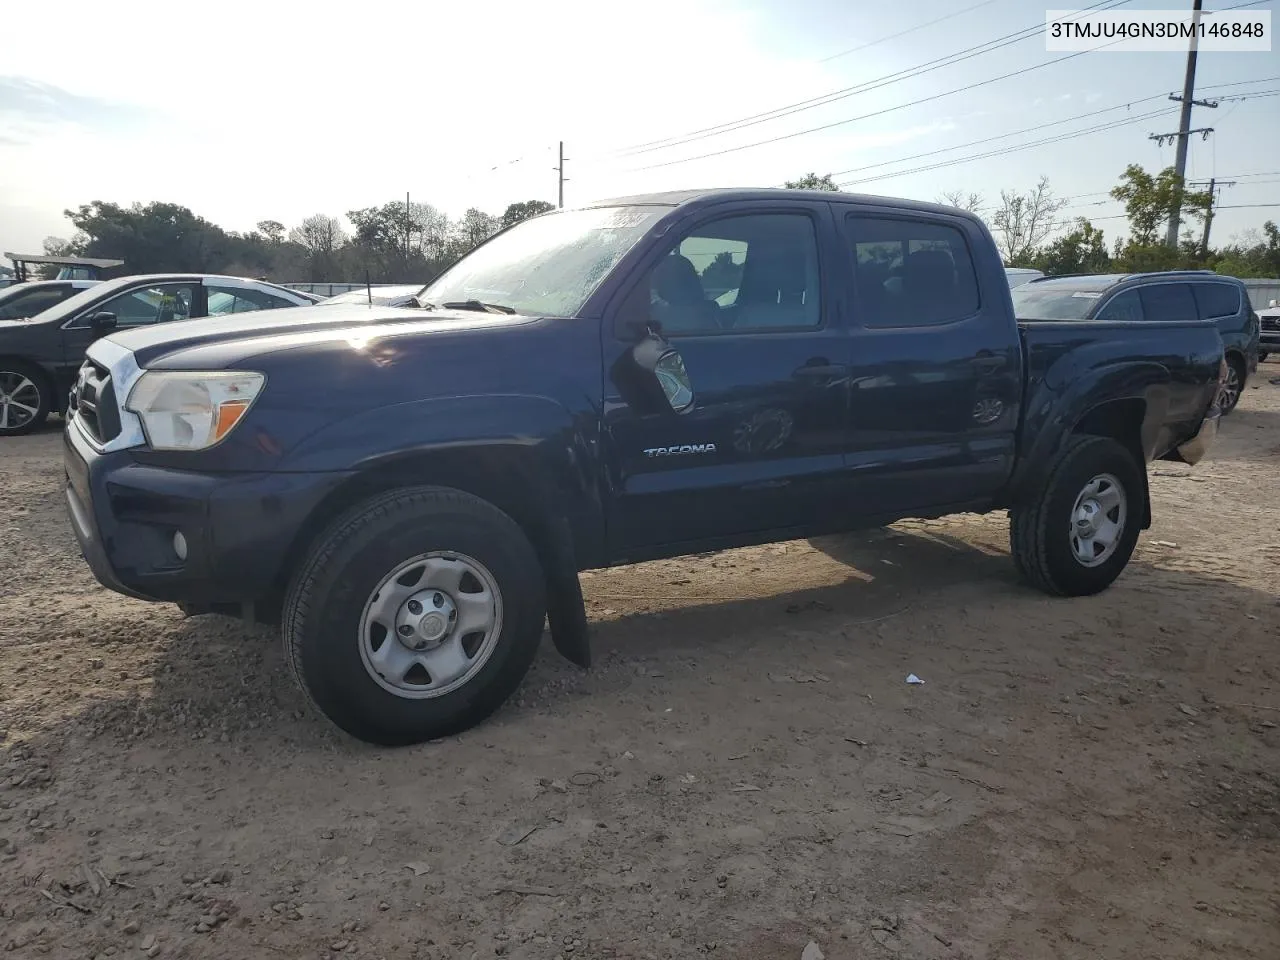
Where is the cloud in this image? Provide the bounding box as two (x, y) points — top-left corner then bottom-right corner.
(0, 76), (156, 143)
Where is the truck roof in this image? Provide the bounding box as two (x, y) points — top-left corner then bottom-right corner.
(579, 187), (980, 221)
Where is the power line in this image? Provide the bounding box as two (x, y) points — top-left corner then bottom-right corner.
(601, 0), (1131, 160)
(828, 94), (1173, 179)
(818, 0), (1001, 63)
(830, 82), (1279, 186)
(836, 106), (1181, 187)
(630, 36), (1133, 174)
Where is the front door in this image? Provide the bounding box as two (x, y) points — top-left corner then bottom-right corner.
(61, 281), (199, 388)
(837, 209), (1021, 514)
(601, 204), (852, 557)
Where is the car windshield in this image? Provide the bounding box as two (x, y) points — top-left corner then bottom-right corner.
(1011, 284), (1109, 320)
(419, 206), (668, 317)
(25, 276), (137, 324)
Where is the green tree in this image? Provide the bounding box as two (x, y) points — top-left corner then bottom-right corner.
(1033, 218), (1110, 275)
(455, 208), (500, 250)
(785, 173), (839, 191)
(64, 200), (229, 273)
(256, 220), (286, 245)
(1211, 221), (1280, 278)
(1110, 164), (1211, 247)
(699, 251), (742, 294)
(501, 200), (556, 229)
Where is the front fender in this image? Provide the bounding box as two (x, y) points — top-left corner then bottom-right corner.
(283, 394), (601, 541)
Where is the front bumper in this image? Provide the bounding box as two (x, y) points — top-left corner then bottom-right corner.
(1173, 406), (1220, 467)
(64, 419), (349, 606)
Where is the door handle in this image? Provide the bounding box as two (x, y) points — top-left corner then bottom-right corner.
(793, 362), (848, 378)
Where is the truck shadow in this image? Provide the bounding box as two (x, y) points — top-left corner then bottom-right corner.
(8, 524), (1275, 760)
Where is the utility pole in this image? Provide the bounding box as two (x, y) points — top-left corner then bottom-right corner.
(1189, 177), (1236, 257)
(554, 141), (569, 209)
(1150, 0), (1222, 248)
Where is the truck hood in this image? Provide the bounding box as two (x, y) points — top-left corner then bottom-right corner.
(104, 302), (538, 368)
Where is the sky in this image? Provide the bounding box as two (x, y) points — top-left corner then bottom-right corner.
(1, 0), (1278, 262)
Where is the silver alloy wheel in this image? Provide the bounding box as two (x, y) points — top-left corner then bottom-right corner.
(1218, 363), (1241, 411)
(358, 552), (503, 699)
(1069, 473), (1127, 568)
(0, 370), (41, 431)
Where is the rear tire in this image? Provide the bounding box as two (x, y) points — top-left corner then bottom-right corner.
(1218, 356), (1245, 414)
(282, 486), (546, 746)
(0, 360), (50, 436)
(1009, 436), (1143, 597)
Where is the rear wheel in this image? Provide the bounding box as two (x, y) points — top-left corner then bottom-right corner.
(1218, 356), (1244, 414)
(1010, 436), (1143, 597)
(282, 486), (546, 745)
(0, 361), (50, 436)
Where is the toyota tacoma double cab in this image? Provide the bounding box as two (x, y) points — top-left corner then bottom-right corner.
(63, 189), (1225, 746)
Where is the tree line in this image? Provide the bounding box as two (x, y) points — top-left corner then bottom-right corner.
(785, 167), (1280, 279)
(41, 198), (559, 284)
(38, 165), (1279, 285)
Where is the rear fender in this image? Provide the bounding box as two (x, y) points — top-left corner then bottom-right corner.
(1004, 359), (1169, 526)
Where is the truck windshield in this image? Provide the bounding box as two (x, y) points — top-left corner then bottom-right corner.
(419, 206), (667, 317)
(1011, 284), (1108, 320)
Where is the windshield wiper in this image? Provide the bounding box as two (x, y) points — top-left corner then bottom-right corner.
(441, 299), (517, 315)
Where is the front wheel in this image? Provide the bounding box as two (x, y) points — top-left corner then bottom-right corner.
(0, 361), (50, 436)
(282, 487), (546, 745)
(1009, 436), (1143, 597)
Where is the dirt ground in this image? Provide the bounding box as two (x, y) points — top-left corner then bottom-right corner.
(1, 378), (1278, 960)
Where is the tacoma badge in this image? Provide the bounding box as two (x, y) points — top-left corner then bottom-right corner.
(643, 443), (717, 458)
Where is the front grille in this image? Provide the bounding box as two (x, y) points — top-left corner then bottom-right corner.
(1263, 317), (1279, 331)
(72, 360), (121, 445)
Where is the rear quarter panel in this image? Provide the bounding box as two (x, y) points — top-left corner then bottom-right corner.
(1008, 319), (1222, 499)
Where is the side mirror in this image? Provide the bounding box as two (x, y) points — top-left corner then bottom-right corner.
(88, 311), (117, 331)
(609, 328), (696, 415)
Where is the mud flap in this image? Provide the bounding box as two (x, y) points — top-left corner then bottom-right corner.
(541, 516), (591, 668)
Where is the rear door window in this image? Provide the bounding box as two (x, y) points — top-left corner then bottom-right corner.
(1191, 282), (1241, 320)
(846, 216), (980, 327)
(206, 286), (299, 316)
(1138, 283), (1197, 324)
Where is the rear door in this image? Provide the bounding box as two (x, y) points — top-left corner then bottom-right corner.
(600, 201), (853, 554)
(837, 208), (1021, 514)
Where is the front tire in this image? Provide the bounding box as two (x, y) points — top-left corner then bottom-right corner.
(283, 487), (546, 746)
(0, 361), (50, 436)
(1010, 436), (1143, 597)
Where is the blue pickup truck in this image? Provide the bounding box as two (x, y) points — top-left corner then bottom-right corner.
(62, 189), (1224, 745)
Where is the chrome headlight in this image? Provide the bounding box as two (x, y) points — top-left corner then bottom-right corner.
(125, 371), (265, 451)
